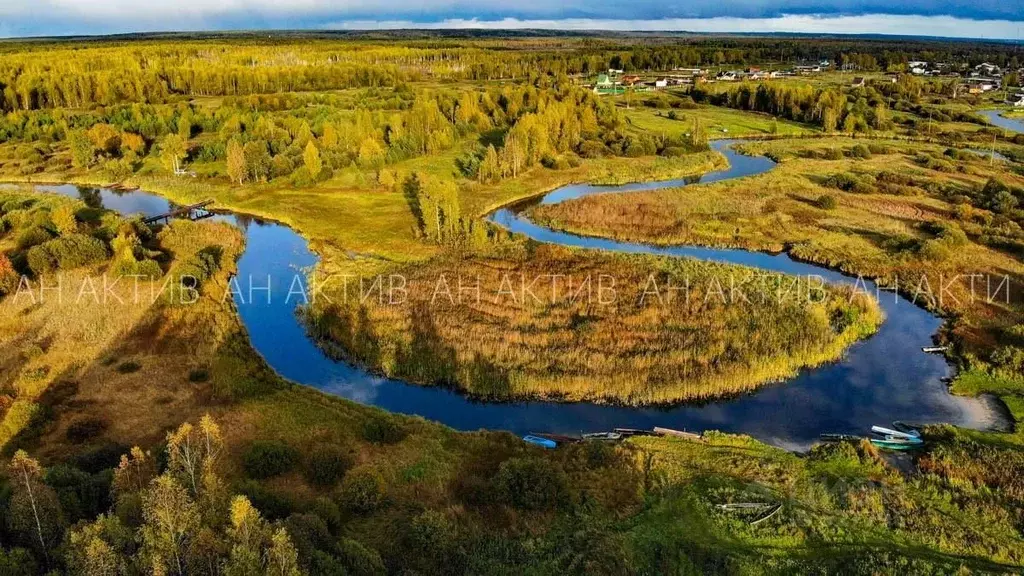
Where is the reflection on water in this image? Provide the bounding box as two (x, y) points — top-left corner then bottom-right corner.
(9, 144), (1008, 449)
(979, 110), (1024, 134)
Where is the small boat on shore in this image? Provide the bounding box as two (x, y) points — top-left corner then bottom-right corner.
(614, 428), (658, 437)
(530, 432), (580, 444)
(819, 433), (862, 442)
(523, 435), (557, 449)
(891, 421), (922, 437)
(871, 425), (920, 440)
(922, 346), (949, 353)
(870, 437), (923, 451)
(582, 432), (622, 442)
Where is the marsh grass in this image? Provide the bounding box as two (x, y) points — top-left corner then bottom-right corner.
(304, 244), (881, 405)
(0, 193), (264, 456)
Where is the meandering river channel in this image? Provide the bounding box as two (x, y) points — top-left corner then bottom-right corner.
(8, 139), (1009, 449)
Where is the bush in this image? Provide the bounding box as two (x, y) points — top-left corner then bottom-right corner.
(339, 468), (385, 513)
(578, 140), (607, 159)
(849, 144), (872, 159)
(815, 194), (838, 210)
(26, 244), (58, 276)
(493, 457), (570, 511)
(16, 226), (52, 250)
(65, 417), (108, 443)
(336, 538), (386, 576)
(918, 239), (952, 261)
(0, 254), (19, 295)
(304, 444), (350, 487)
(822, 147), (845, 160)
(45, 234), (108, 269)
(823, 173), (874, 194)
(175, 246), (221, 290)
(237, 480), (296, 520)
(242, 440), (301, 479)
(362, 417), (407, 445)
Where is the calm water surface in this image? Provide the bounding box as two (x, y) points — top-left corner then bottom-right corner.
(8, 140), (1007, 449)
(979, 110), (1024, 134)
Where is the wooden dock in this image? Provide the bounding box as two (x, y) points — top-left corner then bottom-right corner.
(143, 200), (215, 226)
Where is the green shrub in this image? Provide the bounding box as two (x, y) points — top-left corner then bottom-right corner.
(242, 440), (301, 479)
(578, 140), (607, 158)
(16, 226), (52, 250)
(822, 148), (844, 160)
(43, 234), (108, 269)
(237, 480), (296, 520)
(815, 194), (838, 210)
(304, 444), (350, 487)
(362, 417), (407, 445)
(823, 173), (874, 194)
(175, 246), (222, 290)
(849, 144), (872, 159)
(26, 244), (57, 276)
(339, 468), (385, 513)
(493, 457), (570, 511)
(116, 361), (141, 374)
(918, 239), (952, 261)
(336, 538), (386, 576)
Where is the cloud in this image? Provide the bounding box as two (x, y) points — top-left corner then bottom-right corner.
(322, 15), (1024, 39)
(0, 0), (1021, 38)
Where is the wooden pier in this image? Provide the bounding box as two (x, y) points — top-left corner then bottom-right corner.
(143, 200), (216, 226)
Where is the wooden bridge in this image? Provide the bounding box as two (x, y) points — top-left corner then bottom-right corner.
(143, 200), (216, 226)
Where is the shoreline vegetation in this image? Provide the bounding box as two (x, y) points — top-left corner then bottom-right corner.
(3, 34), (1024, 573)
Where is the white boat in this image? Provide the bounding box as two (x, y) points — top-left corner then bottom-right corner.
(871, 425), (921, 440)
(581, 432), (622, 441)
(922, 346), (949, 353)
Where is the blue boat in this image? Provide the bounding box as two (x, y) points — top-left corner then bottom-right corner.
(523, 435), (557, 449)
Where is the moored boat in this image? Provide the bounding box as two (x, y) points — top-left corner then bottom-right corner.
(871, 425), (919, 440)
(891, 421), (922, 437)
(870, 437), (923, 451)
(581, 432), (622, 442)
(819, 433), (862, 442)
(523, 435), (557, 449)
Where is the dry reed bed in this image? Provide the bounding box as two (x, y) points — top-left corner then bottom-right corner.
(305, 244), (881, 405)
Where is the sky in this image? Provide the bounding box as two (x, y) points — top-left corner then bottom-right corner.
(0, 0), (1023, 40)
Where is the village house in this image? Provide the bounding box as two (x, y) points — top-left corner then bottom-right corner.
(974, 62), (1001, 76)
(1008, 92), (1024, 107)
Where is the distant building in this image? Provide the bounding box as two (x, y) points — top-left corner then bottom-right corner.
(793, 65), (822, 74)
(608, 68), (624, 75)
(975, 62), (1001, 76)
(716, 71), (738, 81)
(654, 78), (668, 89)
(1008, 93), (1024, 107)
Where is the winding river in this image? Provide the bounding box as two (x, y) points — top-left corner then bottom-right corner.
(979, 109), (1024, 134)
(7, 139), (1009, 449)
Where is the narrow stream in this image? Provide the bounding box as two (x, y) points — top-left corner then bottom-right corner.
(7, 139), (1008, 449)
